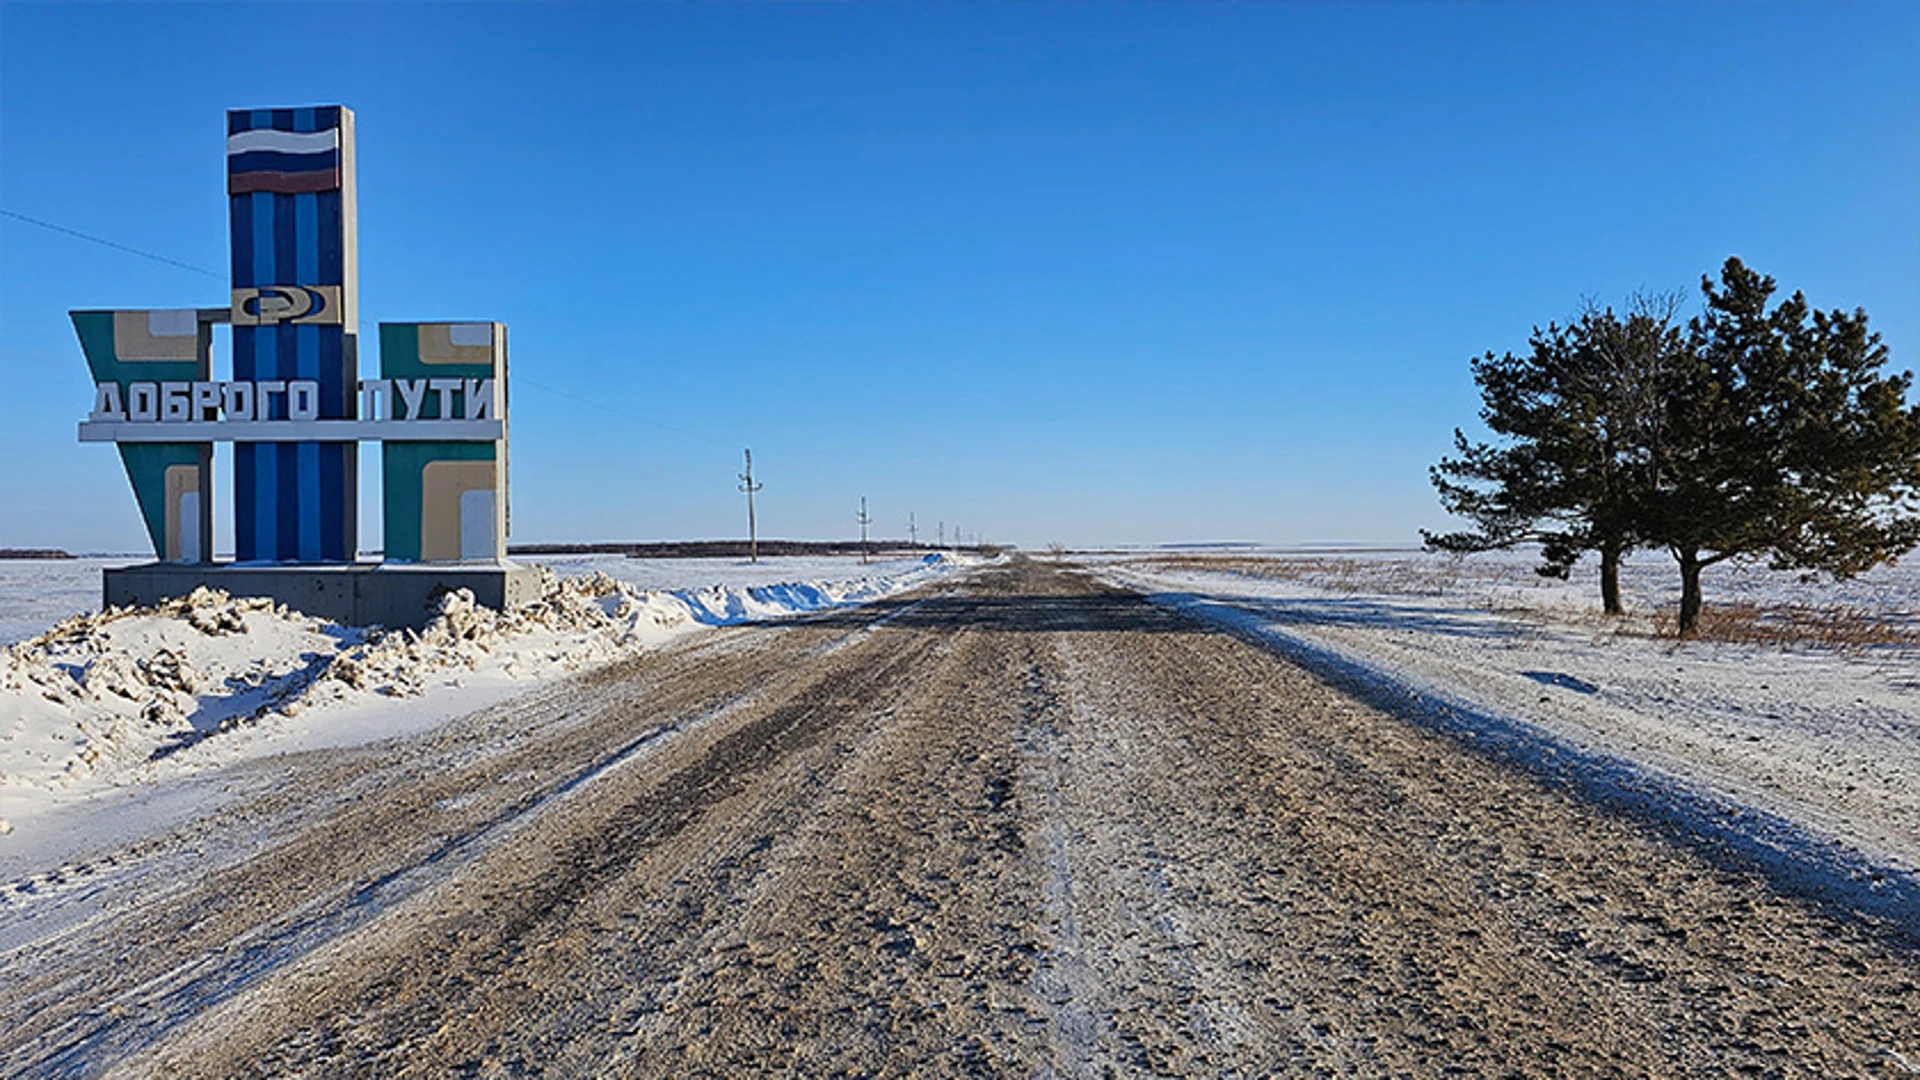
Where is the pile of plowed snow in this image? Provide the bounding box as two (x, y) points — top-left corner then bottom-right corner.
(0, 555), (963, 816)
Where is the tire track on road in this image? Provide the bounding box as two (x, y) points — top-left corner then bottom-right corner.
(7, 560), (1916, 1078)
(129, 598), (958, 1077)
(2, 589), (956, 1079)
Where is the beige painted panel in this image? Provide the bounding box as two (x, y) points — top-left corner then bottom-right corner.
(230, 285), (345, 326)
(421, 459), (498, 562)
(113, 310), (200, 361)
(163, 464), (200, 562)
(418, 322), (500, 366)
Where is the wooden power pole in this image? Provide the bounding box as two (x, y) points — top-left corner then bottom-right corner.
(857, 496), (873, 565)
(908, 512), (918, 547)
(739, 448), (763, 563)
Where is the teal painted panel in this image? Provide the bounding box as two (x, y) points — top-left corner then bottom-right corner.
(378, 322), (498, 383)
(73, 310), (211, 560)
(120, 443), (202, 558)
(382, 440), (496, 562)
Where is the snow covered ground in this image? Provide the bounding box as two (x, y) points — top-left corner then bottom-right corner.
(1090, 548), (1920, 877)
(0, 553), (973, 846)
(0, 558), (143, 647)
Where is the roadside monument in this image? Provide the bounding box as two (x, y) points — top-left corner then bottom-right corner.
(73, 105), (540, 626)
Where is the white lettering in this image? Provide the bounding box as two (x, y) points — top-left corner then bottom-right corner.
(90, 383), (126, 422)
(85, 378), (510, 438)
(191, 381), (222, 421)
(161, 381), (192, 422)
(128, 383), (158, 421)
(359, 378), (391, 420)
(258, 380), (287, 420)
(462, 378), (495, 420)
(287, 380), (320, 421)
(223, 382), (255, 421)
(394, 379), (427, 420)
(429, 378), (461, 420)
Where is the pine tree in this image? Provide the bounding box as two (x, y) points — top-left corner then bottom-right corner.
(1649, 258), (1920, 634)
(1426, 297), (1684, 614)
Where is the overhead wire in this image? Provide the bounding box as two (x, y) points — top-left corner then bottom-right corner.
(1, 208), (226, 280)
(3, 207), (899, 523)
(7, 207), (744, 445)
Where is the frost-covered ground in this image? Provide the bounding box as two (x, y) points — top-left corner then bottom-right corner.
(1090, 547), (1920, 876)
(0, 558), (144, 647)
(0, 553), (971, 847)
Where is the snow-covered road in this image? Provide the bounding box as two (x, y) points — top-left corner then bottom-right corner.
(1, 559), (1912, 1077)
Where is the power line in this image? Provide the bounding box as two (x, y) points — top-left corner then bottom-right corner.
(515, 378), (731, 447)
(1, 210), (808, 498)
(1, 208), (225, 280)
(0, 210), (769, 455)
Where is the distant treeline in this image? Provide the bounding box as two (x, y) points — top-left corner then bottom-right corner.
(508, 540), (1005, 559)
(0, 548), (75, 560)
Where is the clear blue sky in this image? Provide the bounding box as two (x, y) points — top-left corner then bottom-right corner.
(3, 1), (1915, 552)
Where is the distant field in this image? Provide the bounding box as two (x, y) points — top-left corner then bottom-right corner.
(511, 540), (996, 559)
(0, 557), (143, 646)
(1109, 546), (1920, 645)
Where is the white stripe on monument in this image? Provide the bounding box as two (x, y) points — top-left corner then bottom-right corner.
(227, 128), (340, 155)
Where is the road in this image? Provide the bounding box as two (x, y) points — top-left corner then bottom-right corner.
(2, 559), (1916, 1077)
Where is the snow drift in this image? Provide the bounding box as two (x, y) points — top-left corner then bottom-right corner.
(0, 555), (965, 820)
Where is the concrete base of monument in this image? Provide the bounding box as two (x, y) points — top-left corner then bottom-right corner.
(103, 561), (547, 629)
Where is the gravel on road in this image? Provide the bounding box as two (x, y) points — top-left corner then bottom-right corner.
(2, 559), (1915, 1077)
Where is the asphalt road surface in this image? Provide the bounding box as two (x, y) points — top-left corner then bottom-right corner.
(3, 559), (1916, 1077)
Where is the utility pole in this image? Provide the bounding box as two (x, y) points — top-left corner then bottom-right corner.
(908, 513), (918, 548)
(856, 497), (873, 564)
(937, 521), (944, 548)
(739, 448), (763, 564)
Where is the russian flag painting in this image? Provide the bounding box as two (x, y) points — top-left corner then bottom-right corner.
(227, 107), (344, 196)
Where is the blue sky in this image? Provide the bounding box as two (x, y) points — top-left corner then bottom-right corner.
(2, 1), (1915, 552)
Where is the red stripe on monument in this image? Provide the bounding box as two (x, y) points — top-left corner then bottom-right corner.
(228, 169), (342, 195)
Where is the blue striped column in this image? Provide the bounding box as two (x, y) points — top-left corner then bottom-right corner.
(228, 105), (358, 562)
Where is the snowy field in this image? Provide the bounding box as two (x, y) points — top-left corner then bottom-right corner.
(0, 553), (972, 849)
(0, 558), (144, 647)
(1090, 547), (1920, 876)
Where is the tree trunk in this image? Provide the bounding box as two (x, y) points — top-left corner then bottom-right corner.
(1677, 549), (1704, 636)
(1599, 543), (1624, 616)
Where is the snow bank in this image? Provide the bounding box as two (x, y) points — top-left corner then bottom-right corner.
(0, 554), (967, 825)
